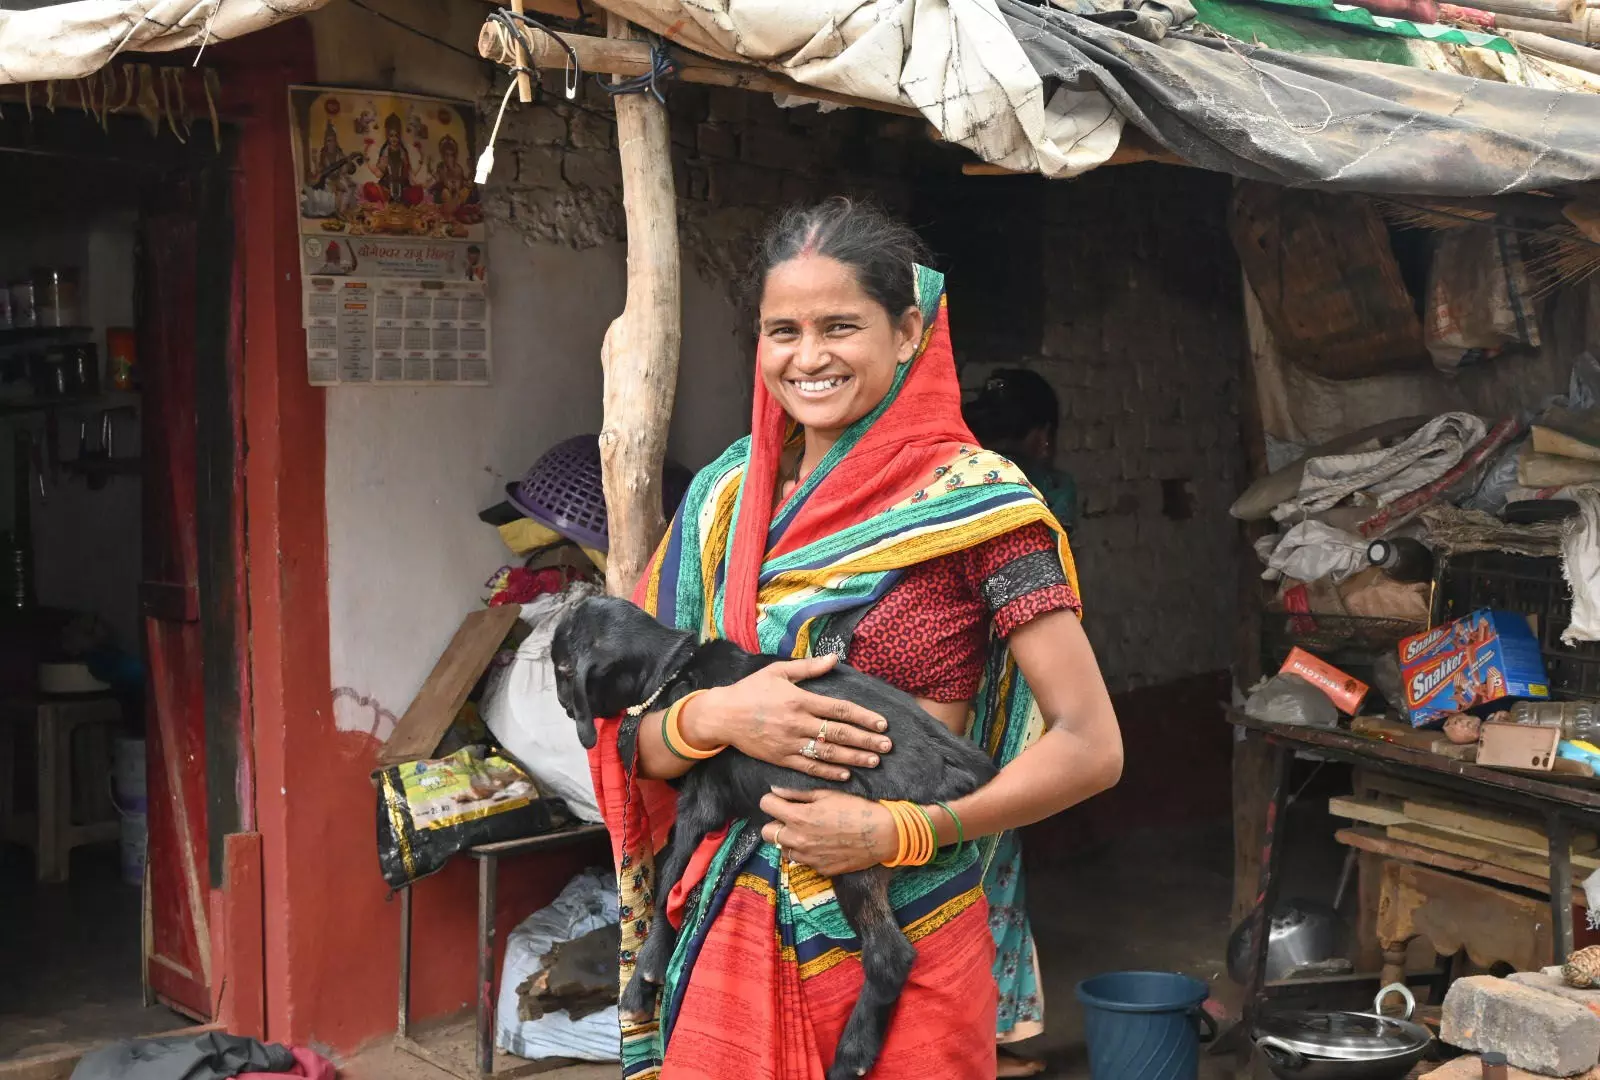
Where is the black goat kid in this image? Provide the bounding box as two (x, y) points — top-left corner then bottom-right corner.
(550, 595), (997, 1080)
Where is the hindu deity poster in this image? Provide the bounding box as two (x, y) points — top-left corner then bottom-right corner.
(289, 87), (491, 387)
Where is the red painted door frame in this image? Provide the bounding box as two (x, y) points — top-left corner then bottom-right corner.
(182, 26), (327, 1043)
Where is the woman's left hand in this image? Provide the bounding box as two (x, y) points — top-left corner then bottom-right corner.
(759, 787), (897, 877)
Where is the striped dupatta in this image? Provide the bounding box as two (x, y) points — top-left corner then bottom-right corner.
(587, 267), (1080, 1078)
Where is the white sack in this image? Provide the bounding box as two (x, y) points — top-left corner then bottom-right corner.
(496, 868), (620, 1062)
(1255, 521), (1370, 583)
(1273, 412), (1487, 522)
(482, 583), (603, 823)
(1562, 488), (1600, 645)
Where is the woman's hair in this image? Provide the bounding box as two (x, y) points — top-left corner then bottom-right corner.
(750, 197), (931, 317)
(965, 368), (1060, 446)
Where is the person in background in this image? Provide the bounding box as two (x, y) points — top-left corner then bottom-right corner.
(965, 368), (1077, 534)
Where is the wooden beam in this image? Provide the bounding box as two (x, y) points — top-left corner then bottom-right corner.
(598, 13), (680, 597)
(477, 23), (921, 117)
(1506, 27), (1600, 71)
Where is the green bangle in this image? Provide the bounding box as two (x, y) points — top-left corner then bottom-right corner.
(934, 800), (964, 853)
(661, 704), (694, 762)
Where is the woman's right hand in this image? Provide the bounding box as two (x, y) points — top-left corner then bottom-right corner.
(681, 654), (892, 781)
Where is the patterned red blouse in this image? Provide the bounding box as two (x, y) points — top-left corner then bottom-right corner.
(842, 521), (1081, 703)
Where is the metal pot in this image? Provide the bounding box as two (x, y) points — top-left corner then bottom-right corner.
(1227, 898), (1346, 984)
(1255, 984), (1433, 1080)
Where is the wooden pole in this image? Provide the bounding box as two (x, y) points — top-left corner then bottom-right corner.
(1507, 26), (1600, 69)
(477, 22), (920, 117)
(598, 13), (681, 597)
(1496, 10), (1598, 38)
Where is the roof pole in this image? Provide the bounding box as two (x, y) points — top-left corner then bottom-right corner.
(599, 12), (681, 597)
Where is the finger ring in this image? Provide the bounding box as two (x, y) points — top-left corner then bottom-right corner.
(801, 738), (821, 760)
(817, 720), (830, 742)
(774, 825), (786, 849)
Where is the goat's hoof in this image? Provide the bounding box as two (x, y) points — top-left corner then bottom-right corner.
(618, 972), (660, 1021)
(825, 1054), (874, 1080)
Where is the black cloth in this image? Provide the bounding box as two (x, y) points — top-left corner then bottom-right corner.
(1001, 0), (1600, 194)
(71, 1032), (295, 1080)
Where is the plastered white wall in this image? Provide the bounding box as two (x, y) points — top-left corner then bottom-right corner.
(323, 225), (749, 739)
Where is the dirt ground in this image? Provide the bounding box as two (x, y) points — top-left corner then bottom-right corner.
(10, 813), (1348, 1078)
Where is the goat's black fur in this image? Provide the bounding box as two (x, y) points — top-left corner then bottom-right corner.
(551, 595), (997, 1080)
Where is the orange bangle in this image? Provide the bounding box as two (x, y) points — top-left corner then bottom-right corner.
(881, 800), (910, 867)
(663, 690), (722, 760)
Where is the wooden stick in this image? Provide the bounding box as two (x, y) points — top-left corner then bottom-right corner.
(1497, 11), (1597, 39)
(598, 13), (680, 597)
(509, 0), (533, 104)
(477, 22), (921, 117)
(1508, 27), (1600, 70)
(1467, 0), (1581, 20)
(1336, 826), (1588, 905)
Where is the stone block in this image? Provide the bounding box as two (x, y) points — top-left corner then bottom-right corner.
(1422, 1055), (1600, 1079)
(1508, 971), (1600, 1017)
(568, 109), (614, 150)
(1441, 975), (1600, 1077)
(513, 106), (569, 147)
(561, 149), (622, 191)
(510, 148), (562, 189)
(695, 122), (738, 162)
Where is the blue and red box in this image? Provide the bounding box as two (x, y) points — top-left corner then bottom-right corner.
(1398, 609), (1550, 727)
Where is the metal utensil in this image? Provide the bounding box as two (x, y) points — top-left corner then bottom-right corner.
(1254, 985), (1432, 1080)
(1227, 899), (1347, 984)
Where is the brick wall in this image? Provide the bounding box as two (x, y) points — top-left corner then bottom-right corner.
(485, 80), (1246, 691)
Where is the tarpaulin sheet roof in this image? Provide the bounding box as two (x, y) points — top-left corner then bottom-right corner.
(590, 0), (1600, 194)
(0, 0), (326, 85)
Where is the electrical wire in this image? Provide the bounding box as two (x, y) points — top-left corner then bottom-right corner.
(593, 39), (679, 103)
(345, 0), (487, 64)
(488, 7), (583, 98)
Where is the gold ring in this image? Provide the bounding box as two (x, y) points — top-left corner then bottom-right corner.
(817, 720), (830, 742)
(774, 825), (786, 849)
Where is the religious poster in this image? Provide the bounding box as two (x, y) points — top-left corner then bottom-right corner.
(289, 86), (492, 386)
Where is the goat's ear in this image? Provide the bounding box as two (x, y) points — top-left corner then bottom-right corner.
(577, 655), (638, 723)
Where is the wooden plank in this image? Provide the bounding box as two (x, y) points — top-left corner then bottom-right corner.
(377, 606), (522, 766)
(477, 23), (921, 118)
(1404, 796), (1598, 853)
(1329, 794), (1410, 827)
(1351, 715), (1477, 760)
(1337, 826), (1588, 905)
(1389, 821), (1600, 875)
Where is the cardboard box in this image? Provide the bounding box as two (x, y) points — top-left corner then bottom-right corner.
(1398, 609), (1550, 727)
(1280, 647), (1368, 715)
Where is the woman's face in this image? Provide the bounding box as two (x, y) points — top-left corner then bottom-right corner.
(757, 253), (922, 440)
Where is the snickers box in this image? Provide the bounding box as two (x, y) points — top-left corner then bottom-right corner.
(1398, 609), (1550, 727)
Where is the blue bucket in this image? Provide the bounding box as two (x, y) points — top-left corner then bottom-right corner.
(1076, 971), (1217, 1080)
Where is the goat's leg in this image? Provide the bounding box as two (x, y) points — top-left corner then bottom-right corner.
(619, 781), (728, 1021)
(827, 868), (918, 1080)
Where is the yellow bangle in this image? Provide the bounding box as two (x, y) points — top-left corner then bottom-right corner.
(662, 690), (722, 760)
(882, 800), (936, 868)
(881, 800), (909, 867)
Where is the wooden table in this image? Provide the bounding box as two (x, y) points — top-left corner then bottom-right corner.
(1225, 710), (1600, 1056)
(394, 823), (610, 1080)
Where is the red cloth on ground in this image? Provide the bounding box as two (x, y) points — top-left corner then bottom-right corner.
(236, 1046), (335, 1080)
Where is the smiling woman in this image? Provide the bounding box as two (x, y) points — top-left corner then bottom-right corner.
(586, 198), (1123, 1080)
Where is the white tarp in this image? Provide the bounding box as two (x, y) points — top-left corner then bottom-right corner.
(0, 0), (329, 86)
(586, 0), (1125, 177)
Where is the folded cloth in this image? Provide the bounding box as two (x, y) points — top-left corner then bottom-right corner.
(1272, 412), (1487, 522)
(71, 1033), (293, 1080)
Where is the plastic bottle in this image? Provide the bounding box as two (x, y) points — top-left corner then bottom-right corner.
(1511, 700), (1600, 741)
(1366, 537), (1435, 584)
